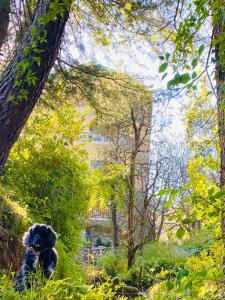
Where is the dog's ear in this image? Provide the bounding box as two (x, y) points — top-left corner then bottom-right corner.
(23, 223), (40, 246)
(22, 225), (34, 246)
(47, 226), (58, 247)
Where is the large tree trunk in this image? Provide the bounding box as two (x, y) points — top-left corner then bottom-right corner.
(0, 0), (70, 170)
(214, 17), (225, 265)
(0, 0), (10, 51)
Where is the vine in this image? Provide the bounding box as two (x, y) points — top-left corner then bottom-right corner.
(9, 0), (71, 102)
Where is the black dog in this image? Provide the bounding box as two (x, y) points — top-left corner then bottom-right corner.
(14, 223), (58, 291)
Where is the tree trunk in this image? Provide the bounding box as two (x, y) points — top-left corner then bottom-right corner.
(111, 201), (120, 250)
(139, 207), (146, 253)
(214, 17), (225, 265)
(0, 0), (70, 170)
(127, 152), (136, 269)
(0, 0), (10, 51)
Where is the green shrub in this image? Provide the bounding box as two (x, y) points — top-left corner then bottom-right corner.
(95, 237), (111, 248)
(0, 273), (83, 300)
(116, 242), (187, 289)
(1, 104), (90, 252)
(97, 242), (188, 289)
(97, 251), (127, 277)
(146, 241), (224, 300)
(142, 241), (188, 266)
(80, 277), (126, 300)
(55, 240), (88, 294)
(182, 229), (215, 256)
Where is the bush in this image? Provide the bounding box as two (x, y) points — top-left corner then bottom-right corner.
(55, 240), (88, 294)
(0, 273), (84, 300)
(182, 229), (215, 256)
(97, 242), (188, 289)
(1, 104), (90, 252)
(80, 278), (125, 300)
(146, 241), (224, 300)
(119, 242), (187, 289)
(97, 251), (127, 277)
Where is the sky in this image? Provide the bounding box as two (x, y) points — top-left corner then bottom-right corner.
(67, 35), (186, 141)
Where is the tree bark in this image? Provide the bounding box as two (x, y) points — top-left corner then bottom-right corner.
(214, 16), (225, 266)
(0, 0), (70, 170)
(127, 151), (136, 269)
(111, 201), (120, 250)
(0, 0), (10, 51)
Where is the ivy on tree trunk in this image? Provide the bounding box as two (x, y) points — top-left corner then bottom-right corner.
(0, 0), (70, 170)
(214, 17), (225, 265)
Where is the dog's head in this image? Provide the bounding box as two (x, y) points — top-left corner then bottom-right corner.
(23, 224), (57, 251)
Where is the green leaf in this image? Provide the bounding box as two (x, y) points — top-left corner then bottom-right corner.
(182, 218), (191, 224)
(166, 282), (174, 291)
(179, 73), (191, 84)
(208, 211), (218, 217)
(192, 71), (197, 79)
(196, 269), (208, 277)
(158, 188), (166, 196)
(165, 53), (170, 60)
(167, 79), (175, 89)
(171, 189), (179, 197)
(198, 44), (204, 55)
(208, 188), (215, 195)
(187, 82), (193, 89)
(191, 58), (197, 68)
(185, 280), (192, 289)
(159, 63), (168, 73)
(174, 73), (180, 85)
(164, 199), (172, 209)
(214, 191), (225, 199)
(176, 269), (189, 281)
(176, 227), (185, 239)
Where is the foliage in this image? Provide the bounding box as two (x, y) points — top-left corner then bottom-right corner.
(89, 164), (127, 211)
(1, 103), (90, 251)
(159, 1), (225, 91)
(125, 242), (188, 289)
(97, 251), (127, 278)
(147, 240), (224, 300)
(11, 0), (72, 103)
(0, 273), (128, 300)
(55, 240), (88, 295)
(163, 83), (220, 239)
(98, 241), (189, 288)
(0, 184), (29, 237)
(80, 277), (125, 300)
(0, 273), (86, 300)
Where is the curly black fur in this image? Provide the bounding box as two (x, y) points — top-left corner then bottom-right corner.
(14, 224), (58, 291)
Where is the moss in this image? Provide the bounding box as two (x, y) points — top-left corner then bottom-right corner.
(0, 185), (30, 237)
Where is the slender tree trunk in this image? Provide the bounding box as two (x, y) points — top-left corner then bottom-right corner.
(156, 208), (165, 240)
(0, 0), (10, 51)
(0, 0), (70, 170)
(214, 16), (225, 265)
(111, 201), (120, 250)
(127, 152), (136, 269)
(139, 207), (146, 253)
